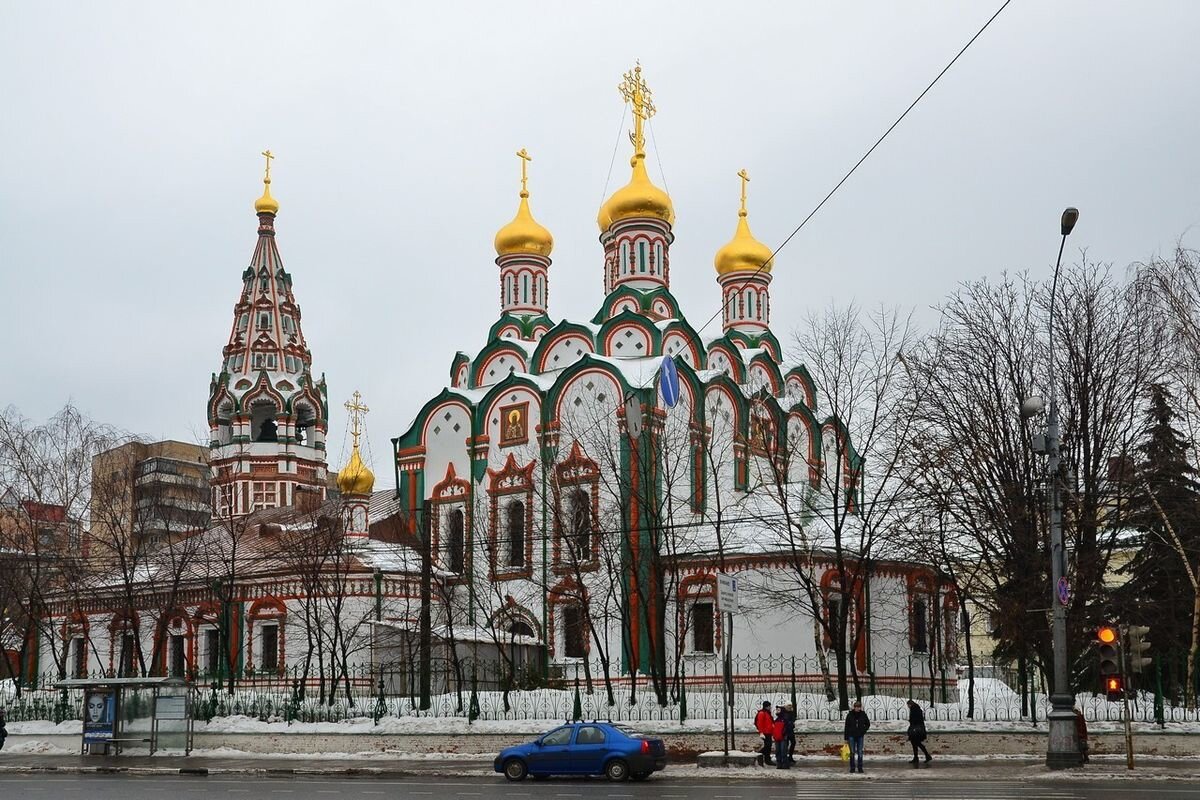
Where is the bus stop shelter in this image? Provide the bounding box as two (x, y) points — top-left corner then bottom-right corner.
(55, 676), (194, 755)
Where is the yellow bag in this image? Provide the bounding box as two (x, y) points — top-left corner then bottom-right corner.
(840, 743), (851, 762)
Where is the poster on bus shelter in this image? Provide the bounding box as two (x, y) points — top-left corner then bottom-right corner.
(82, 690), (115, 742)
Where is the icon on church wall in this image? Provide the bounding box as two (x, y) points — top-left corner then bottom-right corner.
(499, 403), (529, 447)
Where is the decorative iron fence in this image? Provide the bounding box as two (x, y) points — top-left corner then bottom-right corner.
(3, 652), (1197, 726)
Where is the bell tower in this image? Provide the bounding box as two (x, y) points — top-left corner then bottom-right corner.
(207, 152), (330, 518)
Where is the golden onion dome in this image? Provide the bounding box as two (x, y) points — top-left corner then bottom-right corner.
(597, 153), (675, 232)
(715, 212), (773, 275)
(254, 177), (279, 215)
(336, 446), (375, 496)
(715, 169), (773, 275)
(494, 189), (554, 258)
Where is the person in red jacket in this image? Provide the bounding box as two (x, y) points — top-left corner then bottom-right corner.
(772, 707), (790, 769)
(753, 701), (774, 766)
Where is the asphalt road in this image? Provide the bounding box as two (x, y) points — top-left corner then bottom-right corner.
(2, 775), (1199, 799)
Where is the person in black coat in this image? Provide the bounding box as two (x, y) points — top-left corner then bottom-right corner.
(906, 699), (932, 765)
(842, 700), (870, 774)
(0, 711), (7, 752)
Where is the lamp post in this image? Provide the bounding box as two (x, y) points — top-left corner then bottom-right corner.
(1042, 206), (1081, 769)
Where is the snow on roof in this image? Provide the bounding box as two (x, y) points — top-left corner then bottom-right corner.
(370, 619), (543, 645)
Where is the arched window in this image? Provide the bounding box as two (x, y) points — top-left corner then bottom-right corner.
(569, 489), (591, 560)
(912, 597), (928, 653)
(620, 242), (630, 275)
(745, 289), (755, 320)
(510, 619), (535, 638)
(639, 241), (648, 273)
(506, 500), (525, 567)
(250, 400), (278, 443)
(522, 274), (530, 304)
(654, 243), (663, 276)
(448, 508), (465, 574)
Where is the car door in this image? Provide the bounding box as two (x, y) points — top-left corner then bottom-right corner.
(528, 725), (574, 774)
(570, 725), (609, 775)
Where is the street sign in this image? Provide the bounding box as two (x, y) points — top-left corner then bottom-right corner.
(1057, 577), (1070, 607)
(660, 355), (680, 408)
(717, 572), (738, 613)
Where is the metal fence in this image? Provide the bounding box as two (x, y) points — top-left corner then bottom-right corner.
(3, 652), (1197, 726)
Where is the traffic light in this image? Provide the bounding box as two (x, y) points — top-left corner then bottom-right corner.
(1097, 625), (1121, 681)
(1127, 625), (1152, 673)
(1104, 674), (1124, 701)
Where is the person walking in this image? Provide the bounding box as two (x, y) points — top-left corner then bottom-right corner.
(842, 700), (870, 774)
(772, 706), (790, 769)
(906, 699), (932, 765)
(1073, 706), (1089, 763)
(783, 702), (797, 765)
(0, 710), (7, 752)
(754, 701), (775, 766)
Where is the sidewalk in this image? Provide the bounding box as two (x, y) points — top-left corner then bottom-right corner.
(0, 750), (1196, 781)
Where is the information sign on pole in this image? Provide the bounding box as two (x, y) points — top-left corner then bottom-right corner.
(660, 356), (681, 409)
(717, 573), (739, 614)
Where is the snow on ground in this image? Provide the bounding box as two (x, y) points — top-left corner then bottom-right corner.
(1, 740), (75, 755)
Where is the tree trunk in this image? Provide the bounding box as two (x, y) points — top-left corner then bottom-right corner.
(962, 604), (976, 719)
(1189, 591), (1200, 710)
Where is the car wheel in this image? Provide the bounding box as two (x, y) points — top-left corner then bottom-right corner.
(503, 759), (528, 782)
(630, 771), (650, 781)
(605, 759), (629, 782)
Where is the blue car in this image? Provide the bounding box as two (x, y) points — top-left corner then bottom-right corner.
(494, 721), (667, 781)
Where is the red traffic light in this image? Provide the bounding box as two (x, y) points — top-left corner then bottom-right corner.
(1105, 674), (1124, 701)
(1097, 626), (1118, 644)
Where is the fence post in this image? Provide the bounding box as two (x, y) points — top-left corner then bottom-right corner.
(679, 662), (687, 726)
(1154, 658), (1164, 728)
(790, 656), (797, 711)
(907, 655), (913, 702)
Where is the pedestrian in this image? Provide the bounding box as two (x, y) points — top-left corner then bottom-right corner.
(783, 702), (797, 764)
(754, 701), (775, 766)
(842, 699), (870, 774)
(1074, 706), (1089, 763)
(772, 705), (790, 769)
(906, 699), (932, 766)
(0, 710), (7, 752)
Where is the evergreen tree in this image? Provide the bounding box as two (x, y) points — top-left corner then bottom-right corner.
(1117, 384), (1200, 671)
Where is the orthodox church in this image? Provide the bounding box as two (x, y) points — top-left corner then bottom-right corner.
(35, 67), (955, 703)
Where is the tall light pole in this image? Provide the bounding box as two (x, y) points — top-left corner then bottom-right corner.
(1043, 206), (1081, 769)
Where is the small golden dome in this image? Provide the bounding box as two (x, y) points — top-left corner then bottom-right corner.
(715, 169), (772, 275)
(255, 178), (279, 215)
(336, 446), (375, 496)
(597, 153), (675, 232)
(494, 190), (554, 258)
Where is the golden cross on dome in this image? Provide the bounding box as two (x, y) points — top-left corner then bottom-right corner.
(619, 62), (656, 156)
(516, 148), (531, 196)
(344, 390), (369, 449)
(261, 149), (275, 182)
(737, 169), (750, 216)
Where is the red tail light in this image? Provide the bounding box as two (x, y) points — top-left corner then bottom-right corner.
(641, 739), (650, 754)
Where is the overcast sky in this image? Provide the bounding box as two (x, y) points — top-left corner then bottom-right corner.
(3, 2), (1199, 483)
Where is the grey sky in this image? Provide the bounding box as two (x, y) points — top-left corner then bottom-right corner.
(3, 2), (1199, 482)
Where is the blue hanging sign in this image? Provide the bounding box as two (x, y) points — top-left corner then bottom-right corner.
(660, 355), (681, 408)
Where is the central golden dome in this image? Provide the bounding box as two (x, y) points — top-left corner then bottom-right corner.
(336, 446), (375, 496)
(715, 169), (773, 275)
(597, 153), (675, 232)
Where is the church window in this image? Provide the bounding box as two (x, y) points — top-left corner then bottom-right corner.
(70, 636), (86, 678)
(203, 628), (220, 675)
(655, 243), (664, 277)
(252, 481), (278, 510)
(237, 313), (249, 331)
(214, 484), (234, 516)
(639, 241), (647, 273)
(620, 242), (629, 275)
(912, 598), (928, 653)
(506, 500), (525, 567)
(569, 488), (591, 560)
(259, 624), (279, 671)
(561, 604), (585, 658)
(259, 274), (269, 292)
(746, 290), (755, 319)
(232, 353), (244, 372)
(281, 315), (293, 334)
(168, 633), (186, 678)
(257, 311), (272, 330)
(118, 633), (136, 677)
(691, 601), (715, 654)
(509, 619), (535, 638)
(447, 508), (465, 574)
(522, 274), (530, 304)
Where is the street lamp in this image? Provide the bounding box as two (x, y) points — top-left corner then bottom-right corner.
(1041, 206), (1081, 769)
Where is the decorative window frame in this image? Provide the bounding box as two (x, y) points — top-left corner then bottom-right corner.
(107, 609), (139, 678)
(677, 573), (721, 656)
(430, 462), (471, 578)
(906, 573), (935, 654)
(246, 596), (287, 676)
(820, 569), (868, 670)
(552, 442), (601, 573)
(487, 453), (535, 580)
(548, 578), (590, 661)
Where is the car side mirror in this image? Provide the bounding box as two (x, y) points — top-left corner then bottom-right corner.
(535, 739), (543, 747)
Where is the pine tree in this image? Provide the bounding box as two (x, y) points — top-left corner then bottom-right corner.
(1117, 384), (1200, 684)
